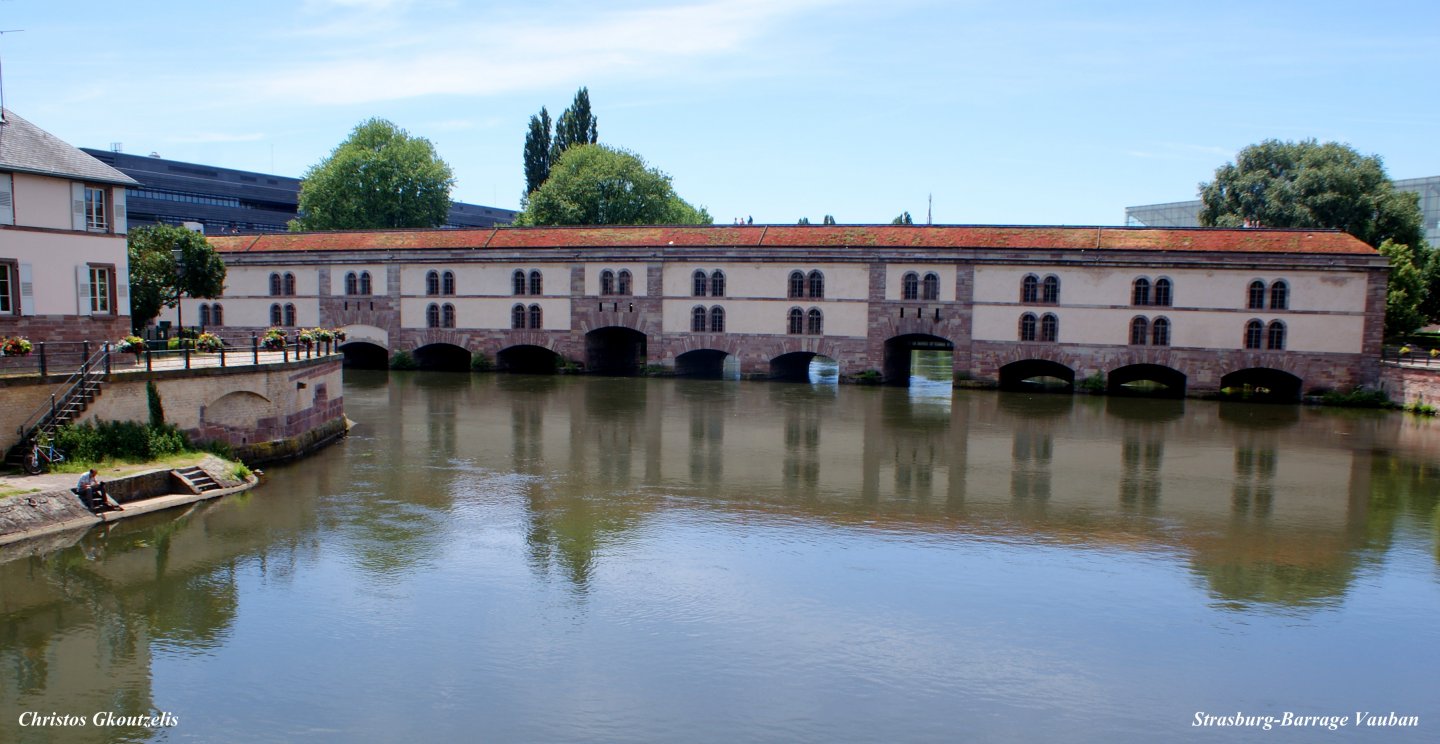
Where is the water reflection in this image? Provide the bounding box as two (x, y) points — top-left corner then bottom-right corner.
(2, 372), (1438, 743)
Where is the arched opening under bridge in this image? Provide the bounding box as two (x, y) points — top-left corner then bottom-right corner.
(883, 334), (954, 387)
(497, 345), (561, 375)
(586, 327), (647, 376)
(340, 341), (388, 369)
(999, 359), (1075, 392)
(675, 349), (740, 379)
(413, 343), (471, 372)
(770, 352), (840, 384)
(1108, 364), (1187, 398)
(1220, 367), (1303, 402)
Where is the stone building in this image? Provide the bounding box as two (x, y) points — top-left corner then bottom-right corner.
(175, 224), (1388, 398)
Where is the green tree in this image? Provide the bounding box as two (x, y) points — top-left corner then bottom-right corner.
(1377, 239), (1428, 335)
(294, 118), (455, 231)
(551, 87), (598, 163)
(797, 217), (811, 225)
(822, 215), (836, 225)
(892, 211), (913, 225)
(523, 107), (553, 197)
(515, 144), (711, 226)
(127, 224), (227, 331)
(1199, 139), (1424, 249)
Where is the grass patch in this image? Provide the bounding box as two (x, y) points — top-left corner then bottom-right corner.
(1320, 387), (1394, 409)
(0, 483), (40, 498)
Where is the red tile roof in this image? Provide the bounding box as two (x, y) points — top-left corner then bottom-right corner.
(209, 225), (1378, 256)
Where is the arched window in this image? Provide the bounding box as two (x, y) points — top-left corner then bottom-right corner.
(788, 271), (805, 299)
(1244, 319), (1264, 349)
(807, 270), (824, 299)
(693, 270), (708, 297)
(199, 304), (212, 327)
(1041, 313), (1059, 342)
(345, 272), (358, 296)
(922, 272), (940, 301)
(270, 303), (282, 325)
(359, 271), (372, 295)
(528, 303), (542, 330)
(692, 306), (708, 332)
(602, 270), (616, 296)
(1153, 277), (1172, 307)
(788, 307), (804, 335)
(1132, 277), (1151, 306)
(1042, 275), (1060, 304)
(442, 303), (456, 328)
(212, 304), (223, 326)
(283, 273), (296, 296)
(1021, 274), (1039, 303)
(1270, 280), (1288, 310)
(902, 272), (920, 300)
(513, 270), (527, 296)
(806, 307), (823, 335)
(710, 306), (725, 333)
(710, 270), (725, 298)
(1130, 316), (1149, 346)
(1266, 320), (1286, 350)
(269, 273), (282, 296)
(1248, 280), (1266, 310)
(1151, 317), (1170, 346)
(528, 270), (543, 296)
(426, 303), (440, 328)
(283, 303), (296, 326)
(426, 270), (440, 296)
(1019, 313), (1037, 341)
(618, 270), (632, 296)
(442, 271), (456, 296)
(512, 304), (526, 329)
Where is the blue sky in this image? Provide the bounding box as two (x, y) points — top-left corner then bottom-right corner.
(2, 0), (1436, 224)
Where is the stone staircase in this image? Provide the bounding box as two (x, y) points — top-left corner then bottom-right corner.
(174, 465), (223, 495)
(6, 347), (111, 469)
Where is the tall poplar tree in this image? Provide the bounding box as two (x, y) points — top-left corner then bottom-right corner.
(523, 107), (553, 197)
(551, 87), (598, 162)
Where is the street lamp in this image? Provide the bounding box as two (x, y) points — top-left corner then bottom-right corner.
(172, 246), (186, 339)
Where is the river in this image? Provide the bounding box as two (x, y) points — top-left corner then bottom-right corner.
(3, 360), (1438, 743)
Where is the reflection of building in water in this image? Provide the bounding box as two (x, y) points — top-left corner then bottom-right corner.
(1120, 436), (1163, 512)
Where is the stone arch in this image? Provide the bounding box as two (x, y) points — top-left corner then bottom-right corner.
(769, 351), (840, 382)
(497, 344), (562, 374)
(998, 359), (1075, 391)
(675, 349), (733, 378)
(340, 324), (388, 349)
(1108, 363), (1187, 397)
(1220, 367), (1303, 402)
(340, 340), (388, 369)
(586, 326), (648, 376)
(883, 333), (954, 385)
(413, 342), (471, 372)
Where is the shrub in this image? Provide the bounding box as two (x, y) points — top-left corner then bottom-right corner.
(232, 462), (253, 481)
(261, 328), (287, 350)
(195, 332), (224, 352)
(853, 369), (882, 384)
(147, 381), (166, 427)
(55, 420), (191, 463)
(471, 352), (493, 371)
(116, 335), (145, 355)
(390, 350), (417, 370)
(1320, 387), (1393, 408)
(1078, 372), (1106, 393)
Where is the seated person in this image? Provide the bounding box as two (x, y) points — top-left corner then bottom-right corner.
(75, 469), (123, 512)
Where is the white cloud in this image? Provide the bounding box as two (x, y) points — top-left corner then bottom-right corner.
(166, 132), (268, 144)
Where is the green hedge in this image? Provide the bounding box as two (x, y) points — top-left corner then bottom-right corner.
(55, 420), (191, 463)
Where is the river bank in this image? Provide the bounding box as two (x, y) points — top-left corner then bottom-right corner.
(0, 454), (257, 548)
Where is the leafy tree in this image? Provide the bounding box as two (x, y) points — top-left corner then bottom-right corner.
(515, 144), (711, 226)
(127, 224), (227, 331)
(822, 215), (836, 225)
(1199, 139), (1424, 249)
(797, 217), (811, 225)
(892, 211), (913, 225)
(523, 107), (553, 197)
(294, 118), (455, 231)
(551, 87), (598, 163)
(1377, 239), (1428, 335)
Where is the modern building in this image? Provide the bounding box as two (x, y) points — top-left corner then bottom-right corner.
(0, 109), (137, 344)
(79, 149), (517, 234)
(1126, 175), (1440, 245)
(175, 224), (1388, 398)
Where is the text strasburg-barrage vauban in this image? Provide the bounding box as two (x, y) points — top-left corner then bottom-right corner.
(1193, 711), (1419, 731)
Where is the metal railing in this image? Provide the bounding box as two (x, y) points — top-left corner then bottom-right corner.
(13, 342), (110, 442)
(1, 334), (342, 377)
(1380, 345), (1440, 367)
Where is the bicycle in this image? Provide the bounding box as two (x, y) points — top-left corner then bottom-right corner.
(23, 437), (66, 475)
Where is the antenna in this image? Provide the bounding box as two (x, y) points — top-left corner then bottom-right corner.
(0, 29), (24, 122)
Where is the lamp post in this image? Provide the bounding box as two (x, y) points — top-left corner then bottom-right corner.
(172, 247), (186, 339)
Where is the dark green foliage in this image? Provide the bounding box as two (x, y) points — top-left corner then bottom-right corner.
(1320, 387), (1393, 409)
(1377, 239), (1430, 335)
(523, 107), (553, 197)
(852, 369), (882, 384)
(390, 350), (417, 370)
(146, 381), (166, 427)
(295, 118), (455, 231)
(1078, 372), (1106, 393)
(1199, 139), (1425, 249)
(471, 352), (493, 371)
(515, 145), (711, 226)
(127, 224), (228, 330)
(891, 211), (913, 225)
(822, 215), (836, 225)
(551, 87), (598, 163)
(56, 421), (191, 463)
(797, 217), (811, 225)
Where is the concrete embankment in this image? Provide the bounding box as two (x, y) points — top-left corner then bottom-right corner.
(0, 455), (256, 548)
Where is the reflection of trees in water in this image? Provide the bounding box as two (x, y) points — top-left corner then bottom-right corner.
(523, 482), (652, 594)
(1120, 435), (1163, 513)
(691, 400), (725, 485)
(1231, 446), (1276, 519)
(1010, 429), (1052, 504)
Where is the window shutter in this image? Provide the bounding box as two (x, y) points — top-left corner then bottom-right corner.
(72, 182), (86, 231)
(116, 264), (130, 314)
(19, 263), (34, 315)
(113, 188), (127, 234)
(76, 264), (92, 315)
(0, 173), (13, 225)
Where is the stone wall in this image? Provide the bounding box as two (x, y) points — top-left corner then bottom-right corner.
(0, 314), (131, 346)
(1377, 364), (1440, 409)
